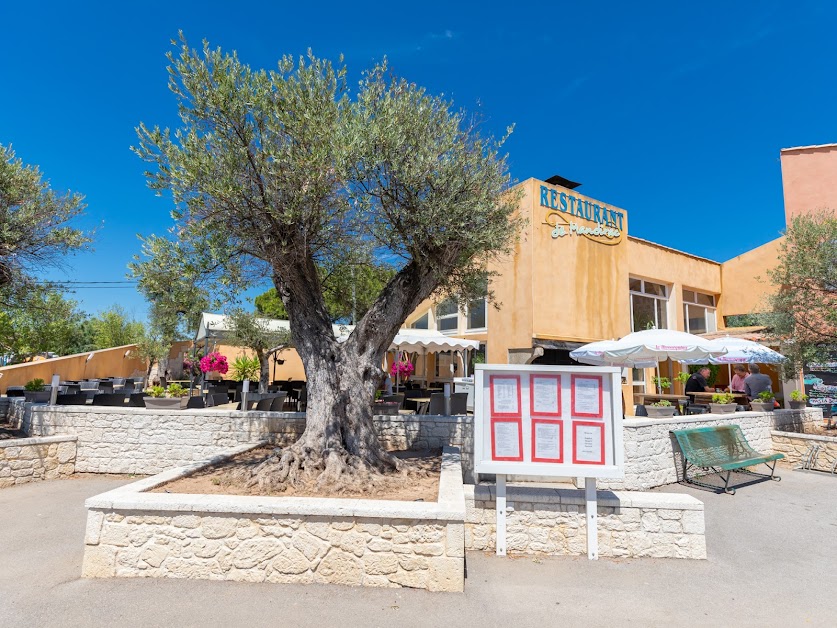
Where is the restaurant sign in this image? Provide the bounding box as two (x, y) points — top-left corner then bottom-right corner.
(539, 184), (625, 246)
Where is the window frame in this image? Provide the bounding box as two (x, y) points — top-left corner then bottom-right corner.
(682, 289), (717, 335)
(629, 277), (670, 331)
(435, 299), (459, 334)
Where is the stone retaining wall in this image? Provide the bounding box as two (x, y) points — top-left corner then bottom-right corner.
(82, 445), (466, 592)
(25, 404), (474, 479)
(0, 397), (10, 420)
(771, 430), (837, 473)
(0, 435), (77, 488)
(465, 484), (706, 559)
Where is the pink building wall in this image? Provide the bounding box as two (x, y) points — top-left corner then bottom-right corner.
(780, 143), (837, 223)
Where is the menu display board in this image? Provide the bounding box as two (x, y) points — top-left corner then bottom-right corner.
(474, 365), (623, 478)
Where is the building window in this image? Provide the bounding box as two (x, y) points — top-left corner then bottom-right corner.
(632, 367), (647, 396)
(683, 289), (717, 335)
(436, 299), (458, 332)
(410, 312), (429, 330)
(467, 296), (486, 330)
(629, 278), (669, 331)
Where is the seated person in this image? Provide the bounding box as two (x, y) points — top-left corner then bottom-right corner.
(685, 367), (713, 394)
(730, 365), (748, 393)
(744, 364), (772, 400)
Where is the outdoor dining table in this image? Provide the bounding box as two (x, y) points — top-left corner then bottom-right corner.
(635, 393), (690, 413)
(687, 391), (750, 407)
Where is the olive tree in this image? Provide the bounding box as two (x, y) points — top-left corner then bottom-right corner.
(134, 39), (521, 489)
(0, 143), (90, 298)
(764, 211), (837, 373)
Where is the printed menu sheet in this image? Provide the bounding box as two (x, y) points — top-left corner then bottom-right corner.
(573, 422), (605, 464)
(490, 375), (521, 417)
(532, 419), (563, 463)
(572, 374), (603, 418)
(530, 375), (561, 416)
(492, 419), (522, 461)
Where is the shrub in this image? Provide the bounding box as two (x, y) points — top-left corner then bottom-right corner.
(166, 383), (188, 397)
(790, 390), (809, 402)
(24, 378), (45, 391)
(146, 385), (166, 398)
(712, 393), (735, 404)
(757, 390), (775, 401)
(650, 400), (672, 407)
(230, 355), (260, 382)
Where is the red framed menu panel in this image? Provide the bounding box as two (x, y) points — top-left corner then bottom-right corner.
(531, 419), (563, 463)
(491, 418), (523, 462)
(572, 421), (606, 465)
(571, 374), (604, 419)
(489, 374), (522, 419)
(529, 374), (562, 417)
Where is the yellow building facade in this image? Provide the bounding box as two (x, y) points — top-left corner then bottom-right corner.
(405, 176), (778, 405)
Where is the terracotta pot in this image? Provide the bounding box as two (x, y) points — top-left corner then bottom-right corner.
(708, 403), (737, 414)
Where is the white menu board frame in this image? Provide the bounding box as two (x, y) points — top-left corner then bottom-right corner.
(474, 364), (624, 478)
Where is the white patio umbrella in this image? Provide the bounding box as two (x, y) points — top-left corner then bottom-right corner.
(597, 328), (728, 364)
(683, 336), (786, 392)
(570, 339), (658, 368)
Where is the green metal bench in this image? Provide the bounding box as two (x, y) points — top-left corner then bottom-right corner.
(670, 425), (784, 494)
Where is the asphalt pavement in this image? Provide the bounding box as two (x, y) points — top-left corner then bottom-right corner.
(1, 468), (835, 628)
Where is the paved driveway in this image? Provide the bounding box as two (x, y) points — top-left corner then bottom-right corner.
(1, 470), (835, 627)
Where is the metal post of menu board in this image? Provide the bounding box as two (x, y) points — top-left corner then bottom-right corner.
(585, 477), (598, 560)
(496, 474), (507, 556)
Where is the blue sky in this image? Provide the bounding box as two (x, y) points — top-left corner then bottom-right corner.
(2, 1), (835, 321)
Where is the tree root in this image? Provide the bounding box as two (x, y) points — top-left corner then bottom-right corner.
(219, 443), (435, 497)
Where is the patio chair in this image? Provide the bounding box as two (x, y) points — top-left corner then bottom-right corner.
(127, 393), (146, 407)
(5, 387), (25, 397)
(428, 393), (446, 415)
(92, 393), (129, 406)
(207, 393), (229, 407)
(297, 385), (307, 412)
(270, 394), (288, 412)
(186, 396), (205, 409)
(56, 393), (89, 405)
(634, 404), (648, 417)
(255, 398), (273, 411)
(450, 392), (468, 415)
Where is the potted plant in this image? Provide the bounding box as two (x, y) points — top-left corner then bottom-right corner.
(646, 399), (677, 418)
(675, 372), (691, 386)
(789, 389), (809, 410)
(143, 383), (190, 410)
(390, 359), (415, 384)
(709, 392), (737, 414)
(750, 390), (776, 412)
(23, 378), (51, 403)
(652, 376), (672, 394)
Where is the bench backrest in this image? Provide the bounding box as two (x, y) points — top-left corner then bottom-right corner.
(671, 425), (760, 466)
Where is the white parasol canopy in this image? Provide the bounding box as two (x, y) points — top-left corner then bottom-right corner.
(388, 329), (480, 353)
(697, 337), (786, 365)
(569, 339), (658, 368)
(571, 329), (726, 367)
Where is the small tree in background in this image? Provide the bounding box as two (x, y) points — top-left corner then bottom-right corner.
(225, 309), (293, 393)
(90, 305), (145, 349)
(764, 211), (837, 374)
(134, 38), (521, 490)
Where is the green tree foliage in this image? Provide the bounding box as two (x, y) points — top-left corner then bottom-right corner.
(0, 287), (89, 362)
(89, 305), (145, 349)
(254, 255), (396, 323)
(0, 144), (91, 299)
(133, 37), (521, 478)
(764, 212), (837, 372)
(224, 309), (292, 392)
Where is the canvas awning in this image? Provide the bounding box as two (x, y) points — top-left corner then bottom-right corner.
(389, 329), (480, 353)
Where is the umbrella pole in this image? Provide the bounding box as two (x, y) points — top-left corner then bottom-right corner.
(728, 363), (732, 392)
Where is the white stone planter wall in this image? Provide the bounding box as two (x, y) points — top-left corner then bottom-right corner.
(771, 430), (837, 472)
(0, 435), (77, 488)
(465, 484), (706, 559)
(26, 405), (474, 479)
(82, 445), (466, 592)
(0, 397), (10, 420)
(597, 408), (822, 491)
